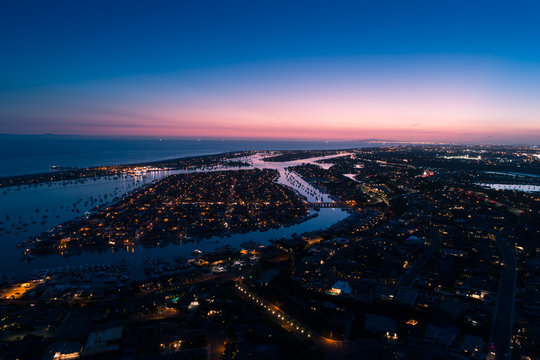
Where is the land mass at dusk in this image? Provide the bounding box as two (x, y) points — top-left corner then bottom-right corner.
(0, 145), (539, 360)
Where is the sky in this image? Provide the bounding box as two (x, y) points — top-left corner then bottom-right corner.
(1, 0), (540, 144)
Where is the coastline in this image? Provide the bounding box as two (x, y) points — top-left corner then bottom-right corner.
(0, 151), (252, 188)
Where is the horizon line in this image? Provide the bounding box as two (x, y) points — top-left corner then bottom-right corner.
(1, 132), (540, 146)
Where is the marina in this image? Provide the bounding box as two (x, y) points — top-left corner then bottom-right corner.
(0, 153), (351, 280)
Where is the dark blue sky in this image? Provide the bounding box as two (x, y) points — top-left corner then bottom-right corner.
(1, 1), (540, 143)
(2, 0), (539, 90)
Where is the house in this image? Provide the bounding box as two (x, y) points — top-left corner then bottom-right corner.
(81, 326), (123, 359)
(327, 281), (352, 296)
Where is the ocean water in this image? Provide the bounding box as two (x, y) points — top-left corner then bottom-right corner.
(0, 134), (368, 177)
(0, 150), (353, 278)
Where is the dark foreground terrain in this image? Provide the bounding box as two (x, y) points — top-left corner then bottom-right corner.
(0, 145), (539, 360)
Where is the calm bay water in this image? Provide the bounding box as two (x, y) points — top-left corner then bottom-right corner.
(0, 141), (355, 279)
(0, 134), (367, 177)
(3, 207), (348, 280)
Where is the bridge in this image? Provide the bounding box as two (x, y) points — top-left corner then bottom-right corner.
(307, 202), (346, 208)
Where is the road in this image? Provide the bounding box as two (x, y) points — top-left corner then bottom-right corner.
(489, 233), (517, 360)
(204, 320), (226, 360)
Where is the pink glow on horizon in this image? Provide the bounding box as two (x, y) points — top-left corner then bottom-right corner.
(2, 58), (540, 143)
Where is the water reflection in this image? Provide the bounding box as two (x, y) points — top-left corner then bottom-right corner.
(0, 152), (351, 279)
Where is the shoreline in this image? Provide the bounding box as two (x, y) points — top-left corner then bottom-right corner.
(0, 150), (253, 188)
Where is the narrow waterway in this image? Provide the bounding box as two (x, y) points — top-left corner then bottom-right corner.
(0, 152), (351, 279)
